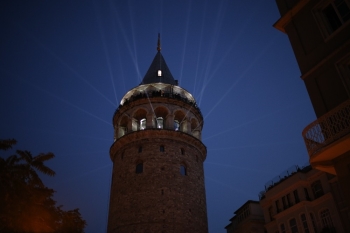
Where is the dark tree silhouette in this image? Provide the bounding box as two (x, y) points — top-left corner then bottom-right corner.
(0, 139), (86, 233)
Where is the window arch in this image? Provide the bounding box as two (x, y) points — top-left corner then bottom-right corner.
(132, 108), (147, 131)
(320, 209), (333, 229)
(154, 106), (169, 129)
(118, 116), (129, 138)
(174, 110), (186, 132)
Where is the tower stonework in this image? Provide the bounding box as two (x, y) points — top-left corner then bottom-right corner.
(107, 39), (208, 233)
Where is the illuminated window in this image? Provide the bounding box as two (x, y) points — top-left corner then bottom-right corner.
(157, 117), (163, 129)
(140, 118), (146, 130)
(158, 70), (162, 76)
(174, 120), (180, 131)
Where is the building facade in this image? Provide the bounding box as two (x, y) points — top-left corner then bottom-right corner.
(225, 200), (265, 233)
(107, 37), (208, 233)
(260, 165), (347, 233)
(274, 0), (350, 229)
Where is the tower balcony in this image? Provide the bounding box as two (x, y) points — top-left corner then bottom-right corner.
(302, 99), (350, 174)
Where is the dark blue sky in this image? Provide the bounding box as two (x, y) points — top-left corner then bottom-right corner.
(1, 1), (316, 232)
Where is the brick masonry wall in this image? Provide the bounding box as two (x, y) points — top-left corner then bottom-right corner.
(107, 129), (208, 233)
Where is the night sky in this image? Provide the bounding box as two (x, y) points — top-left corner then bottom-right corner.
(1, 1), (316, 232)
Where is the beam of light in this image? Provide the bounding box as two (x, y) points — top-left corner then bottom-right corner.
(206, 176), (256, 198)
(15, 74), (112, 126)
(178, 0), (192, 85)
(93, 1), (119, 105)
(128, 0), (142, 83)
(192, 0), (208, 98)
(109, 1), (142, 83)
(197, 0), (229, 106)
(207, 140), (301, 151)
(202, 102), (297, 141)
(16, 25), (118, 108)
(203, 36), (278, 121)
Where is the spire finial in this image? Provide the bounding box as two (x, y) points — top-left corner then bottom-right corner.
(157, 33), (161, 52)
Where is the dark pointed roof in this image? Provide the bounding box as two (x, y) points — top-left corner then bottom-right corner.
(141, 34), (177, 85)
(141, 51), (177, 85)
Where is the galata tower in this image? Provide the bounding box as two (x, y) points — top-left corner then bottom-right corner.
(107, 35), (208, 233)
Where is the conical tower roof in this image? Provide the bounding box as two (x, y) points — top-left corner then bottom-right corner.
(140, 35), (177, 85)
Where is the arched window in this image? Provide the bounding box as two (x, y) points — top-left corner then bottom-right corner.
(136, 163), (143, 174)
(300, 214), (309, 233)
(174, 120), (180, 131)
(180, 165), (187, 176)
(320, 209), (333, 228)
(156, 117), (164, 129)
(140, 118), (146, 130)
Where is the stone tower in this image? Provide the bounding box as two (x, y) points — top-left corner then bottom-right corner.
(107, 36), (208, 233)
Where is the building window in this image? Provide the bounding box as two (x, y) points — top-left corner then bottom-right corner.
(320, 209), (333, 229)
(158, 70), (162, 76)
(140, 118), (146, 130)
(275, 200), (281, 213)
(314, 0), (350, 37)
(312, 180), (324, 199)
(304, 187), (311, 201)
(280, 223), (286, 233)
(181, 148), (185, 155)
(138, 146), (142, 153)
(310, 213), (318, 233)
(287, 193), (292, 207)
(289, 218), (298, 233)
(136, 163), (143, 174)
(174, 120), (180, 131)
(157, 117), (164, 129)
(301, 214), (310, 233)
(268, 206), (274, 221)
(160, 145), (164, 152)
(293, 190), (300, 204)
(180, 165), (187, 176)
(282, 196), (287, 210)
(323, 0), (350, 32)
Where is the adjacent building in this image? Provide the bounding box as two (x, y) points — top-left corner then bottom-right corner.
(225, 200), (265, 233)
(260, 165), (347, 233)
(107, 36), (208, 233)
(273, 0), (350, 230)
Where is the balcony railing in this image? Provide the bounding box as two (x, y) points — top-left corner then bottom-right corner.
(302, 100), (350, 156)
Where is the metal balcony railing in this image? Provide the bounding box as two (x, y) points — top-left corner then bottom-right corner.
(302, 100), (350, 157)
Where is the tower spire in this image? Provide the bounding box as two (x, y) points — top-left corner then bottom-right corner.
(157, 33), (161, 52)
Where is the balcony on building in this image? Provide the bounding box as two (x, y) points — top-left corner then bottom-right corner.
(302, 100), (350, 175)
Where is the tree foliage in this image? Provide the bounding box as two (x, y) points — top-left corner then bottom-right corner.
(0, 139), (86, 233)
